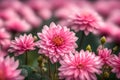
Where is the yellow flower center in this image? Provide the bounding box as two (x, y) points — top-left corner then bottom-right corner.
(52, 35), (64, 46)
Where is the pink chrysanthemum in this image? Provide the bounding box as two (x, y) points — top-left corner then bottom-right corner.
(69, 8), (103, 35)
(98, 48), (113, 65)
(59, 50), (103, 80)
(0, 56), (24, 80)
(111, 54), (120, 79)
(37, 22), (78, 63)
(9, 34), (35, 56)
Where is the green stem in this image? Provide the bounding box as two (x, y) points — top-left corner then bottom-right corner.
(48, 60), (51, 79)
(54, 63), (58, 80)
(78, 32), (85, 50)
(25, 51), (28, 65)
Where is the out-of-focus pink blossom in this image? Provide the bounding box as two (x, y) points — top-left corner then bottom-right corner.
(9, 34), (35, 56)
(18, 5), (41, 27)
(28, 0), (52, 20)
(0, 19), (4, 28)
(38, 8), (52, 20)
(55, 3), (80, 20)
(59, 50), (103, 80)
(0, 28), (11, 50)
(0, 50), (7, 57)
(0, 8), (19, 21)
(68, 8), (103, 35)
(37, 22), (78, 63)
(94, 1), (120, 17)
(107, 9), (120, 26)
(0, 56), (24, 80)
(5, 18), (31, 32)
(97, 22), (120, 42)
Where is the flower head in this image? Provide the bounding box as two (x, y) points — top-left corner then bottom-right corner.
(69, 8), (103, 35)
(111, 53), (120, 79)
(98, 48), (113, 65)
(0, 56), (24, 80)
(37, 22), (78, 63)
(58, 50), (103, 80)
(9, 34), (35, 56)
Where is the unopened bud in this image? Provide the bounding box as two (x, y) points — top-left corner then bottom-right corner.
(34, 36), (38, 41)
(86, 45), (92, 52)
(100, 36), (106, 44)
(103, 71), (109, 78)
(113, 46), (118, 52)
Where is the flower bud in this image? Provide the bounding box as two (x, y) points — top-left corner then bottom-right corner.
(100, 36), (106, 45)
(86, 45), (92, 52)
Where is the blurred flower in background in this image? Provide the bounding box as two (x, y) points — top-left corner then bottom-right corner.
(0, 0), (120, 80)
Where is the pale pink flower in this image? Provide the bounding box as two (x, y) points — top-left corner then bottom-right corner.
(59, 50), (103, 80)
(0, 50), (7, 57)
(5, 18), (31, 32)
(0, 56), (24, 80)
(98, 48), (113, 65)
(0, 28), (11, 50)
(111, 53), (120, 79)
(68, 8), (103, 35)
(0, 19), (4, 28)
(97, 22), (120, 42)
(107, 9), (120, 26)
(28, 0), (52, 20)
(0, 8), (19, 21)
(9, 34), (35, 56)
(94, 1), (119, 17)
(18, 5), (41, 27)
(38, 8), (52, 20)
(55, 3), (80, 20)
(37, 22), (78, 63)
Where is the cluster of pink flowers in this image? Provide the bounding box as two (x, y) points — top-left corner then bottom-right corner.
(0, 0), (120, 80)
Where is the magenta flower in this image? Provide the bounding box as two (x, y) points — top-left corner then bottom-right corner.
(59, 50), (103, 80)
(0, 56), (24, 80)
(69, 8), (103, 35)
(111, 54), (120, 79)
(98, 48), (113, 65)
(9, 34), (35, 56)
(37, 22), (78, 63)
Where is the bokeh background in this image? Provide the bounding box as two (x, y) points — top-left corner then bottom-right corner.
(0, 0), (120, 80)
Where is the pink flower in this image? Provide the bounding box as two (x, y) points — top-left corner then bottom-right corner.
(5, 18), (31, 32)
(9, 34), (35, 56)
(107, 9), (120, 26)
(111, 54), (120, 79)
(37, 22), (78, 63)
(58, 50), (103, 80)
(18, 5), (41, 27)
(97, 22), (119, 42)
(0, 50), (7, 57)
(0, 19), (4, 28)
(0, 28), (11, 50)
(94, 1), (119, 17)
(0, 8), (19, 21)
(98, 48), (113, 65)
(0, 56), (24, 80)
(68, 8), (103, 35)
